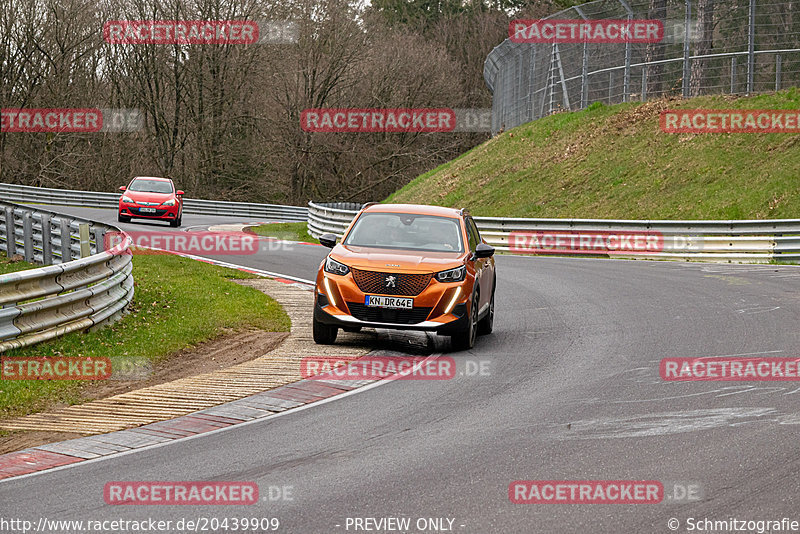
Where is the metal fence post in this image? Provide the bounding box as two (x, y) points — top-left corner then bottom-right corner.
(775, 54), (782, 91)
(747, 0), (755, 94)
(41, 214), (53, 265)
(682, 0), (692, 98)
(608, 71), (614, 103)
(620, 0), (633, 102)
(641, 67), (648, 101)
(731, 56), (737, 94)
(3, 207), (15, 257)
(575, 6), (589, 110)
(22, 212), (34, 262)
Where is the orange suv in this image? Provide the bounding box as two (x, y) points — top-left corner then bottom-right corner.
(313, 204), (496, 350)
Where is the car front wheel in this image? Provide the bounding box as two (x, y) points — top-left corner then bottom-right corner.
(313, 317), (338, 345)
(118, 213), (130, 223)
(451, 290), (478, 351)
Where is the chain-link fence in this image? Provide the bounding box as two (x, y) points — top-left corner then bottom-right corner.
(484, 0), (800, 134)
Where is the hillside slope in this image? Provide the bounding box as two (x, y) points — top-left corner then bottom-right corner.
(385, 90), (800, 219)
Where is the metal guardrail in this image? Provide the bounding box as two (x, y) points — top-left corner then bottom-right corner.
(0, 201), (134, 353)
(0, 182), (308, 222)
(307, 201), (800, 263)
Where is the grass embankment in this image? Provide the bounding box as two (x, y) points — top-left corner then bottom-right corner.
(0, 252), (290, 419)
(249, 222), (319, 243)
(0, 253), (36, 275)
(386, 90), (800, 219)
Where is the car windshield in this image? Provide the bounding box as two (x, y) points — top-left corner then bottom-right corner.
(128, 179), (173, 194)
(344, 213), (464, 253)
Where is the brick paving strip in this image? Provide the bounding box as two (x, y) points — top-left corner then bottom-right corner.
(0, 276), (379, 480)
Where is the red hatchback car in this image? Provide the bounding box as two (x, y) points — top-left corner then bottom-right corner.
(118, 176), (184, 227)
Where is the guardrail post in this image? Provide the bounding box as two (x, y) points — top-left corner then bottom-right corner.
(41, 214), (53, 265)
(60, 218), (72, 262)
(3, 207), (15, 257)
(93, 226), (106, 253)
(79, 223), (91, 258)
(22, 212), (34, 262)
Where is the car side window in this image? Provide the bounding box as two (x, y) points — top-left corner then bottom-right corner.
(469, 218), (482, 243)
(466, 218), (478, 251)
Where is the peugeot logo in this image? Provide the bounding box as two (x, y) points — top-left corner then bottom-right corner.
(385, 275), (396, 288)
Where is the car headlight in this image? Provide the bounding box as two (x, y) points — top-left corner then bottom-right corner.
(324, 257), (350, 276)
(162, 198), (176, 206)
(121, 195), (133, 203)
(435, 265), (466, 282)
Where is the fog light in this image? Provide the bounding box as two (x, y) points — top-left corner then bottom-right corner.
(323, 277), (338, 307)
(443, 286), (462, 315)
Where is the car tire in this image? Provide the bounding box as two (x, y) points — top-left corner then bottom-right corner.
(118, 214), (130, 223)
(169, 218), (179, 228)
(313, 317), (338, 345)
(451, 290), (479, 351)
(478, 278), (495, 335)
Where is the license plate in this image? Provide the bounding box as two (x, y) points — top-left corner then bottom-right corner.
(140, 207), (156, 213)
(365, 295), (412, 309)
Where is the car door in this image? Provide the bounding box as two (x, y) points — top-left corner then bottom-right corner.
(466, 217), (492, 313)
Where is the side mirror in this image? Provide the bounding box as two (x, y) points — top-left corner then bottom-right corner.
(176, 190), (185, 196)
(118, 186), (126, 192)
(319, 233), (337, 248)
(473, 243), (495, 259)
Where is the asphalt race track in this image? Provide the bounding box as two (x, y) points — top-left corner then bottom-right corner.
(2, 206), (800, 533)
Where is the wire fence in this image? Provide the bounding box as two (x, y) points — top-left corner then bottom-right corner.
(484, 0), (800, 134)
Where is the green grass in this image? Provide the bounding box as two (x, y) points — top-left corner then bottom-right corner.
(386, 89), (800, 219)
(0, 252), (36, 275)
(0, 253), (290, 418)
(249, 222), (319, 244)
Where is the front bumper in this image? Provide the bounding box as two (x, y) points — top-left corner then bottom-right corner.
(119, 204), (179, 220)
(314, 302), (469, 335)
(314, 270), (471, 335)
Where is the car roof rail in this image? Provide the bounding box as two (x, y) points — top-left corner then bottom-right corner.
(361, 202), (379, 210)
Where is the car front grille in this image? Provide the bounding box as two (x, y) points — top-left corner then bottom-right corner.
(351, 268), (433, 296)
(346, 302), (432, 325)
